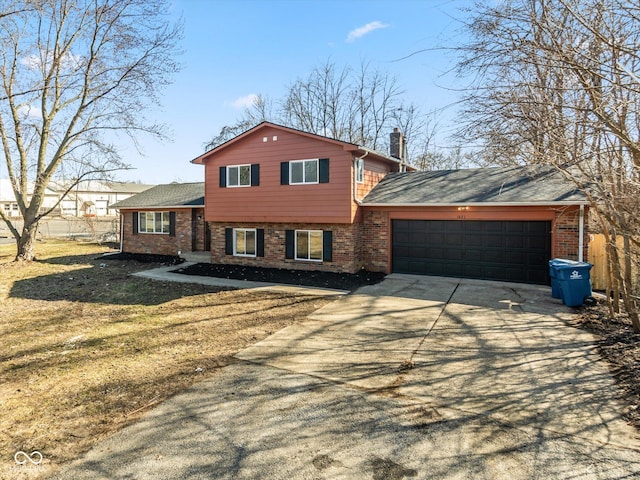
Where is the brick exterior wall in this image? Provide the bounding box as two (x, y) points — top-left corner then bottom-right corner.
(362, 209), (389, 272)
(209, 222), (363, 273)
(554, 206), (589, 261)
(121, 208), (205, 256)
(121, 205), (588, 280)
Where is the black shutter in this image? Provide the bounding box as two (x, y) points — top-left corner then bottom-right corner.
(251, 164), (260, 186)
(132, 211), (138, 235)
(225, 228), (233, 255)
(323, 231), (333, 262)
(280, 162), (289, 185)
(219, 166), (226, 187)
(256, 228), (264, 257)
(319, 158), (330, 183)
(169, 211), (176, 237)
(285, 230), (294, 259)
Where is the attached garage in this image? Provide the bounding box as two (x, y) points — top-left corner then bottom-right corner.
(392, 219), (551, 284)
(362, 166), (590, 285)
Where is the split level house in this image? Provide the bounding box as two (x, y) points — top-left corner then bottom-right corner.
(113, 122), (589, 285)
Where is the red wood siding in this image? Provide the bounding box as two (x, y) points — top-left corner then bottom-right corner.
(355, 157), (391, 204)
(204, 127), (355, 224)
(362, 205), (588, 273)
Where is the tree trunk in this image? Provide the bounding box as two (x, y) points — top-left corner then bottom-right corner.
(15, 222), (38, 261)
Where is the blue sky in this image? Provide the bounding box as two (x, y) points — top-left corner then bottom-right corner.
(118, 0), (470, 184)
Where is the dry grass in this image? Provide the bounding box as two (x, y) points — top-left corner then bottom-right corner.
(0, 240), (332, 480)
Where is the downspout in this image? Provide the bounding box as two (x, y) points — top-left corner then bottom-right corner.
(119, 211), (124, 253)
(353, 151), (369, 206)
(578, 204), (584, 262)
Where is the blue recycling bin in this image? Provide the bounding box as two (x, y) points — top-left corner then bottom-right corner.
(552, 260), (593, 307)
(548, 259), (577, 299)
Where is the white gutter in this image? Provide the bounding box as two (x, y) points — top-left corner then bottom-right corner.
(578, 204), (584, 262)
(353, 151), (369, 206)
(361, 201), (590, 207)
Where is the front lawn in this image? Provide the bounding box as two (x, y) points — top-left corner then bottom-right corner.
(0, 240), (332, 480)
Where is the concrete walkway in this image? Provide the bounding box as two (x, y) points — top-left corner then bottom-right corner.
(52, 275), (640, 479)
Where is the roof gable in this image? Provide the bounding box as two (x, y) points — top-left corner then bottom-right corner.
(363, 166), (588, 205)
(111, 182), (205, 209)
(191, 121), (407, 167)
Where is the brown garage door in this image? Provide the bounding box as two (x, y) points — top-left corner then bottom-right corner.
(392, 220), (551, 284)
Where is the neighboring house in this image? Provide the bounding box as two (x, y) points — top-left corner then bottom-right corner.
(0, 179), (153, 218)
(0, 179), (21, 217)
(0, 179), (59, 217)
(117, 122), (589, 285)
(51, 180), (154, 217)
(111, 182), (207, 256)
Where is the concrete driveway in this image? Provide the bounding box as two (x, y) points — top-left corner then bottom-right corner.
(52, 275), (640, 479)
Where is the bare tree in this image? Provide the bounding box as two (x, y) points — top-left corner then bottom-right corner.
(205, 60), (456, 169)
(457, 0), (640, 330)
(204, 94), (272, 151)
(0, 0), (181, 261)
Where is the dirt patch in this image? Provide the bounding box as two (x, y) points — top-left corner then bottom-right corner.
(170, 262), (387, 291)
(572, 302), (640, 429)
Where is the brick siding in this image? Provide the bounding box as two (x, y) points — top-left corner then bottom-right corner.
(209, 222), (363, 273)
(121, 208), (205, 256)
(554, 206), (589, 261)
(362, 209), (389, 272)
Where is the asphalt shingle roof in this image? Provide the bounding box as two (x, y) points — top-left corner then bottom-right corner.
(362, 166), (588, 205)
(111, 182), (204, 209)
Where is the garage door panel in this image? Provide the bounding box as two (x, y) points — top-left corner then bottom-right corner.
(392, 220), (551, 285)
(484, 250), (505, 263)
(528, 237), (550, 249)
(505, 236), (525, 248)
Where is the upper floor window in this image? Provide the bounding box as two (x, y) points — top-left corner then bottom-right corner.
(290, 159), (318, 184)
(219, 164), (260, 188)
(139, 211), (170, 234)
(355, 158), (364, 183)
(281, 158), (329, 185)
(227, 165), (251, 187)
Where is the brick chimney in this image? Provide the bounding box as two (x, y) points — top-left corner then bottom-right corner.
(390, 128), (404, 160)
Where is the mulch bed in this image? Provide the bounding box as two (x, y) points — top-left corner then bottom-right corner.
(171, 262), (387, 292)
(101, 252), (184, 265)
(101, 252), (386, 291)
(573, 302), (640, 429)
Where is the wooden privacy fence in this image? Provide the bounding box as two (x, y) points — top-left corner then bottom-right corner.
(588, 234), (609, 291)
(587, 234), (638, 291)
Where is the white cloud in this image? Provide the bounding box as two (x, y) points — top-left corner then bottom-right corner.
(20, 51), (84, 71)
(17, 104), (42, 119)
(229, 93), (259, 109)
(346, 21), (390, 43)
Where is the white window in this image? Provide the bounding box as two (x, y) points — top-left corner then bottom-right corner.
(290, 159), (318, 185)
(234, 228), (256, 256)
(227, 165), (251, 187)
(355, 158), (364, 183)
(139, 211), (170, 234)
(295, 230), (323, 261)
